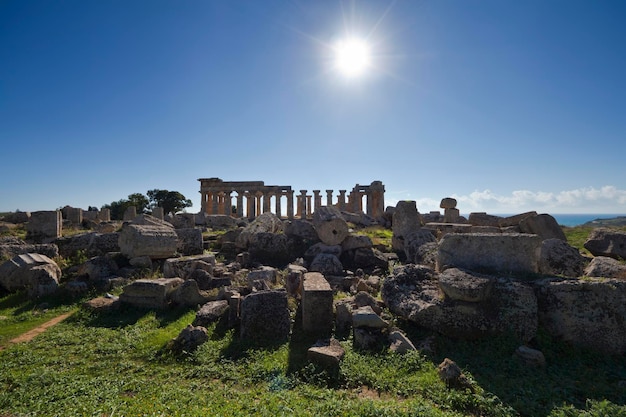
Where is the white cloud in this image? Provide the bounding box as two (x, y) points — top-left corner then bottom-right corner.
(386, 186), (626, 214)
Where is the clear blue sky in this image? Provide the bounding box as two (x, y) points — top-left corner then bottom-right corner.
(1, 0), (625, 215)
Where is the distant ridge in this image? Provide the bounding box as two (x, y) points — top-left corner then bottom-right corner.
(582, 216), (626, 227)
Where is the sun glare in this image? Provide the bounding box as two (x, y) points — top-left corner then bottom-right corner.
(334, 38), (371, 77)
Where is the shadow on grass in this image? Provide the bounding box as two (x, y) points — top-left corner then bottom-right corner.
(396, 318), (626, 416)
(72, 304), (193, 330)
(0, 290), (88, 316)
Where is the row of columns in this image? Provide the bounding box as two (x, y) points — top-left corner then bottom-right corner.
(199, 180), (385, 220)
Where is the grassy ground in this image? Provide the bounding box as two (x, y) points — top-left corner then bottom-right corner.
(0, 291), (625, 416)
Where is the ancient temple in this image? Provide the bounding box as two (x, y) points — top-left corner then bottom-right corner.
(198, 178), (385, 220)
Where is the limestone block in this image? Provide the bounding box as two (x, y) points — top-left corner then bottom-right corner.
(56, 232), (120, 258)
(0, 243), (59, 260)
(302, 272), (333, 336)
(192, 300), (229, 327)
(26, 210), (62, 242)
(151, 207), (164, 221)
(0, 253), (61, 293)
(172, 325), (208, 352)
(309, 253), (343, 276)
(584, 256), (626, 278)
(389, 330), (417, 354)
(119, 278), (183, 309)
(536, 277), (626, 354)
(437, 233), (542, 275)
(539, 239), (585, 277)
(204, 214), (238, 229)
(352, 306), (388, 329)
(341, 235), (373, 252)
(247, 266), (277, 286)
(438, 268), (494, 302)
(163, 254), (216, 279)
(470, 226), (501, 234)
(175, 228), (204, 256)
(403, 229), (437, 264)
(239, 290), (290, 345)
(66, 207), (83, 225)
(304, 243), (342, 263)
(440, 198), (457, 210)
(78, 255), (119, 281)
(312, 206), (349, 246)
(443, 208), (460, 223)
(498, 211), (537, 227)
(307, 339), (345, 367)
(98, 208), (111, 222)
(170, 279), (216, 307)
(423, 223), (472, 238)
(468, 212), (502, 227)
(584, 228), (626, 260)
(123, 206), (137, 221)
(118, 223), (178, 259)
(392, 201), (421, 251)
(519, 213), (566, 241)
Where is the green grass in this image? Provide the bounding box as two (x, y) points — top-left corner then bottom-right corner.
(562, 226), (595, 257)
(354, 226), (393, 251)
(1, 291), (625, 416)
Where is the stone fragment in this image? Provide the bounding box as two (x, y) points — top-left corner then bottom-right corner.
(388, 330), (417, 354)
(438, 268), (494, 302)
(515, 345), (546, 367)
(335, 298), (354, 335)
(584, 228), (626, 260)
(78, 256), (119, 281)
(56, 232), (120, 258)
(498, 211), (538, 228)
(192, 300), (229, 327)
(468, 212), (502, 227)
(170, 279), (216, 307)
(129, 255), (153, 269)
(307, 339), (345, 367)
(163, 254), (216, 279)
(236, 212), (284, 249)
(172, 325), (208, 352)
(239, 290), (290, 345)
(312, 206), (349, 246)
(0, 243), (59, 260)
(118, 223), (178, 259)
(247, 266), (277, 285)
(285, 264), (306, 297)
(437, 358), (462, 385)
(443, 208), (460, 223)
(0, 253), (61, 295)
(175, 228), (204, 256)
(519, 213), (567, 241)
(83, 296), (120, 312)
(392, 201), (421, 252)
(437, 233), (542, 275)
(119, 278), (183, 309)
(440, 198), (457, 209)
(584, 256), (626, 279)
(539, 239), (585, 277)
(309, 253), (343, 276)
(353, 327), (386, 351)
(301, 272), (333, 337)
(341, 235), (373, 252)
(304, 243), (342, 263)
(283, 219), (320, 242)
(352, 306), (388, 329)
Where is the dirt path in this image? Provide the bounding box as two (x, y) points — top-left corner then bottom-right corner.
(0, 311), (74, 352)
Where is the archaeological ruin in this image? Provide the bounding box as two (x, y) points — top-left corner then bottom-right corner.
(198, 177), (385, 220)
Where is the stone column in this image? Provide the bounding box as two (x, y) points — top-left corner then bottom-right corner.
(287, 190), (294, 219)
(338, 190), (346, 211)
(299, 190), (308, 220)
(236, 192), (244, 218)
(263, 192), (271, 213)
(246, 192), (255, 219)
(370, 181), (385, 217)
(326, 190), (333, 206)
(255, 191), (263, 216)
(275, 193), (282, 218)
(313, 190), (322, 214)
(99, 208), (111, 222)
(200, 192), (207, 214)
(217, 192), (225, 215)
(152, 207), (164, 220)
(212, 193), (218, 215)
(306, 195), (312, 219)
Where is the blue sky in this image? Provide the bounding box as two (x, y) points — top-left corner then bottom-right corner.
(1, 0), (625, 215)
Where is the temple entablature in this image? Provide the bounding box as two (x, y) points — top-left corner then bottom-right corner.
(198, 178), (385, 220)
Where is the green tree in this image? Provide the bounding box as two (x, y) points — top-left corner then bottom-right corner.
(102, 192), (150, 220)
(147, 189), (192, 215)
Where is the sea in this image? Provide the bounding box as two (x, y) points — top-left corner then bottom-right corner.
(488, 213), (626, 227)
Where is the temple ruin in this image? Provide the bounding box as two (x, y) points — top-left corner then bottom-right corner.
(198, 178), (385, 220)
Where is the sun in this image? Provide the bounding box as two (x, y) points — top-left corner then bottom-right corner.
(334, 38), (371, 78)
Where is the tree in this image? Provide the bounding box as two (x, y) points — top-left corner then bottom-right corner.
(147, 189), (192, 215)
(102, 192), (150, 220)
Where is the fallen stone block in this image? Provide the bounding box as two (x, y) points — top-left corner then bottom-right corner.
(119, 278), (183, 309)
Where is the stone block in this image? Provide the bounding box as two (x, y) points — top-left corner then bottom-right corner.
(392, 201), (421, 251)
(123, 206), (137, 221)
(0, 253), (61, 293)
(443, 208), (460, 223)
(119, 278), (183, 309)
(302, 272), (333, 337)
(307, 339), (345, 367)
(66, 207), (83, 225)
(468, 212), (502, 227)
(176, 228), (204, 256)
(440, 198), (457, 209)
(519, 213), (566, 241)
(151, 207), (164, 221)
(26, 211), (62, 242)
(240, 290), (290, 345)
(118, 223), (178, 259)
(437, 233), (542, 275)
(192, 300), (229, 327)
